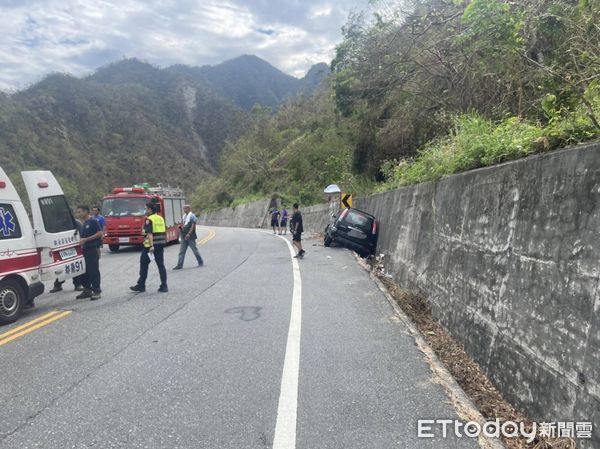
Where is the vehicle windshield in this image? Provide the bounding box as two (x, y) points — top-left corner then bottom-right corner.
(39, 195), (76, 233)
(342, 210), (374, 233)
(102, 197), (148, 217)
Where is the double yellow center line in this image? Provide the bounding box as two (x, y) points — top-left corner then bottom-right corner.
(198, 228), (216, 245)
(0, 230), (215, 346)
(0, 310), (72, 346)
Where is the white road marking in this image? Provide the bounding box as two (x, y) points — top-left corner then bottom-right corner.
(273, 235), (302, 449)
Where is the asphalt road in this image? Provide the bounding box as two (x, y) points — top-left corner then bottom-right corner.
(0, 227), (481, 449)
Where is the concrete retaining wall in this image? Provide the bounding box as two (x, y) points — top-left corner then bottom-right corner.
(299, 201), (339, 234)
(201, 141), (600, 447)
(200, 198), (339, 234)
(199, 199), (271, 228)
(356, 141), (600, 440)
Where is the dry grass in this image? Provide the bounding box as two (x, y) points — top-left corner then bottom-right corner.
(376, 273), (577, 449)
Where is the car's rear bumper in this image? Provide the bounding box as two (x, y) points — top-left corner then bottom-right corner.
(328, 230), (376, 255)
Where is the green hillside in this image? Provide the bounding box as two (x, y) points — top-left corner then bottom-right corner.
(194, 0), (599, 210)
(0, 56), (328, 205)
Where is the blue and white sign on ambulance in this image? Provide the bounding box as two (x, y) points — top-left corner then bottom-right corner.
(0, 168), (85, 324)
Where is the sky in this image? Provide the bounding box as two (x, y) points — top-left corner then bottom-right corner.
(0, 0), (380, 92)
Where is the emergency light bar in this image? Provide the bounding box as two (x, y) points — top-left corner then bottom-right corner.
(111, 184), (183, 196)
(113, 187), (146, 194)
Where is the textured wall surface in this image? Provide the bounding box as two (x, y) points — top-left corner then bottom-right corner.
(200, 142), (600, 447)
(200, 199), (338, 233)
(354, 142), (600, 447)
(199, 199), (271, 228)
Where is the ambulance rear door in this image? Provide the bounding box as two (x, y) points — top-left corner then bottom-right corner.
(21, 170), (85, 281)
(0, 167), (40, 276)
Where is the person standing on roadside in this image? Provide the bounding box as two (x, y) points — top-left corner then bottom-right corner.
(91, 206), (106, 234)
(279, 206), (288, 235)
(270, 207), (280, 234)
(173, 204), (204, 269)
(76, 205), (103, 300)
(91, 205), (105, 258)
(130, 202), (168, 293)
(290, 203), (305, 258)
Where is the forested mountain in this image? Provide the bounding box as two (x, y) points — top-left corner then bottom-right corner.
(91, 55), (325, 112)
(194, 0), (599, 210)
(0, 56), (329, 204)
(2, 0), (598, 211)
(298, 63), (330, 95)
(171, 55), (301, 111)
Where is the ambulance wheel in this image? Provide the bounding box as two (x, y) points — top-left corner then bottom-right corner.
(109, 244), (120, 252)
(0, 279), (25, 325)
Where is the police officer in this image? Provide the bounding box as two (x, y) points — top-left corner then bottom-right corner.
(130, 202), (168, 293)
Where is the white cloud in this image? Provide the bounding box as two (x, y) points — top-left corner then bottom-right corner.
(0, 0), (374, 91)
(309, 4), (333, 19)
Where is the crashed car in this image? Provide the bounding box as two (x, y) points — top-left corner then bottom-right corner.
(324, 207), (378, 257)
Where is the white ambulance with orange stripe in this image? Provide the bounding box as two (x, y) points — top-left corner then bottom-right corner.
(0, 168), (85, 324)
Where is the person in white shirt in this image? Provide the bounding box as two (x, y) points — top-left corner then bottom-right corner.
(173, 205), (204, 269)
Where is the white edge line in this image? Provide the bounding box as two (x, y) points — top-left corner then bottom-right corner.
(272, 235), (302, 449)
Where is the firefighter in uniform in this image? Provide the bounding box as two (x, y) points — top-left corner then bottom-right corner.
(130, 202), (168, 293)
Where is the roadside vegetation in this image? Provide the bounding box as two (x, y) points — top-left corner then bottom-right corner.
(192, 94), (377, 209)
(194, 0), (600, 210)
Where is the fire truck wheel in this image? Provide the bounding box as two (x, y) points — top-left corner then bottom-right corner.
(0, 279), (25, 325)
(108, 244), (120, 252)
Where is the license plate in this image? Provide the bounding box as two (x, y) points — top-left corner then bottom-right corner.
(64, 259), (84, 276)
(59, 248), (77, 260)
(118, 237), (129, 243)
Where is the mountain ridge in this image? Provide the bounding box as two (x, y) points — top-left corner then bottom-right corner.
(0, 55), (330, 204)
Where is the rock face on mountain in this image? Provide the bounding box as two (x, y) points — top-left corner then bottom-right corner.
(167, 55), (329, 110)
(0, 56), (329, 202)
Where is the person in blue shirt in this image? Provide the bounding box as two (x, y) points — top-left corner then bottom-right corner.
(91, 206), (106, 232)
(92, 206), (106, 255)
(77, 205), (103, 300)
(270, 207), (280, 234)
(279, 207), (288, 235)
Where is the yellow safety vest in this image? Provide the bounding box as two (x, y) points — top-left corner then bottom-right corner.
(144, 213), (167, 247)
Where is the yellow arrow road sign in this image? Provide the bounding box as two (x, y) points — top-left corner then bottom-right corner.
(341, 193), (352, 209)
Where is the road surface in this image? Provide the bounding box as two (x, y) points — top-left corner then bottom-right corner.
(0, 226), (481, 449)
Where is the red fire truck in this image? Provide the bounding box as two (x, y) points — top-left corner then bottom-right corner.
(101, 184), (185, 252)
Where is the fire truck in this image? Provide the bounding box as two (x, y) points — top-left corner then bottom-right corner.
(101, 184), (185, 252)
(0, 167), (85, 324)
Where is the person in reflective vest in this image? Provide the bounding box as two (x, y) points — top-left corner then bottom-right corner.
(130, 202), (168, 293)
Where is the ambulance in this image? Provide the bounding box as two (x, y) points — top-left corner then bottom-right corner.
(0, 167), (85, 324)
